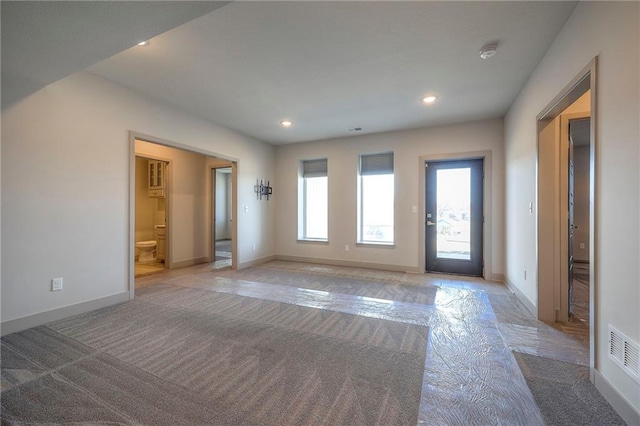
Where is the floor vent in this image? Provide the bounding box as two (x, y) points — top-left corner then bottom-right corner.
(609, 325), (640, 383)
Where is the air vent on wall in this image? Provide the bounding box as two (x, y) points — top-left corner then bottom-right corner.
(609, 324), (640, 383)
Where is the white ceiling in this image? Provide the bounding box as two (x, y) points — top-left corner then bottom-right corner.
(89, 1), (577, 145)
(3, 1), (577, 145)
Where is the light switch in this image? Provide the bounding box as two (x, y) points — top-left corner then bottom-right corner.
(528, 202), (533, 214)
(411, 206), (418, 213)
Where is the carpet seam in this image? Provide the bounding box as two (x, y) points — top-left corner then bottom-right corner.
(1, 328), (99, 392)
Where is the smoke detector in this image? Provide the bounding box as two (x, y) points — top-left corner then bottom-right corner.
(479, 44), (498, 59)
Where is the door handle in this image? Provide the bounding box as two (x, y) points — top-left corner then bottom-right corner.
(426, 221), (436, 226)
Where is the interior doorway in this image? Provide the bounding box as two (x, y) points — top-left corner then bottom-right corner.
(536, 58), (596, 371)
(211, 166), (234, 269)
(134, 155), (170, 278)
(425, 159), (484, 276)
(129, 133), (238, 297)
(567, 117), (591, 323)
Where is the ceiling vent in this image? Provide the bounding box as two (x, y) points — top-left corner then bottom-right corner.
(609, 324), (640, 383)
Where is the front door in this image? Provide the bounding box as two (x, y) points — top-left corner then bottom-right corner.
(425, 159), (484, 276)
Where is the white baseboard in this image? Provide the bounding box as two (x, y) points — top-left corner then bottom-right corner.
(239, 255), (276, 269)
(594, 369), (640, 425)
(490, 273), (505, 283)
(1, 292), (130, 336)
(170, 256), (209, 269)
(504, 278), (537, 317)
(274, 255), (422, 274)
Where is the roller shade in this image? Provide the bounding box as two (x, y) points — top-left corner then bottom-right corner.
(302, 159), (327, 178)
(360, 152), (394, 175)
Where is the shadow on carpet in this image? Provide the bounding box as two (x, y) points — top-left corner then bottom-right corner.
(513, 352), (626, 426)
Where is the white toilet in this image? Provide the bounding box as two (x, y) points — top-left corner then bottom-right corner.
(136, 240), (157, 263)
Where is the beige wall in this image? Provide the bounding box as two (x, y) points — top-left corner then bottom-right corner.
(505, 2), (639, 413)
(1, 71), (275, 323)
(275, 118), (505, 277)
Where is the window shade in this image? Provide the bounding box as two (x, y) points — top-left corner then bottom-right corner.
(302, 159), (328, 178)
(360, 152), (394, 175)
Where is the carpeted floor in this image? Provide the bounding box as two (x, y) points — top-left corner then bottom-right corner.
(513, 352), (626, 426)
(1, 283), (427, 425)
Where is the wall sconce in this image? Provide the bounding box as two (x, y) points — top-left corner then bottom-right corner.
(255, 179), (273, 200)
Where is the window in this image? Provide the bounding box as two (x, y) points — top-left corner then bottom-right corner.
(299, 159), (328, 240)
(358, 152), (394, 244)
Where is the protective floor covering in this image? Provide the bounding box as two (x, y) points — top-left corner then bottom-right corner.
(2, 260), (595, 425)
(514, 352), (626, 426)
(2, 285), (427, 425)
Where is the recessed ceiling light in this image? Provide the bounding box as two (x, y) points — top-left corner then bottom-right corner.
(137, 40), (149, 46)
(479, 44), (498, 59)
(280, 120), (293, 127)
(422, 96), (438, 104)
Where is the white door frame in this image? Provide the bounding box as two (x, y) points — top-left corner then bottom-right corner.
(418, 150), (494, 280)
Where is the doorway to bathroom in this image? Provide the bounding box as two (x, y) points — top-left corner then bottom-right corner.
(134, 155), (169, 277)
(211, 165), (235, 270)
(130, 134), (239, 293)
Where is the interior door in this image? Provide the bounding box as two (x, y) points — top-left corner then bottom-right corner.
(425, 159), (484, 276)
(568, 131), (575, 315)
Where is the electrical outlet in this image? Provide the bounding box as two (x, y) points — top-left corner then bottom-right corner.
(344, 244), (350, 252)
(252, 244), (256, 251)
(51, 277), (63, 291)
(523, 269), (527, 280)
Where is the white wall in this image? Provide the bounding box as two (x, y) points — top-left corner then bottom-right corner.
(505, 2), (639, 413)
(1, 71), (275, 324)
(275, 118), (505, 277)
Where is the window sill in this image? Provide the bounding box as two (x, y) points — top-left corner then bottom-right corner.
(356, 242), (395, 249)
(297, 238), (329, 245)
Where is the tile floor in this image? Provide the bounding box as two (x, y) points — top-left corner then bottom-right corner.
(134, 260), (165, 277)
(571, 262), (590, 323)
(134, 260), (591, 424)
(213, 239), (233, 269)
